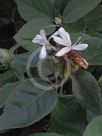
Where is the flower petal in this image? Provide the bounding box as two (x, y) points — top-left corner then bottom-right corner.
(71, 44), (88, 51)
(40, 29), (48, 44)
(39, 46), (47, 59)
(55, 47), (71, 57)
(58, 27), (71, 46)
(53, 36), (66, 46)
(32, 34), (41, 43)
(32, 34), (45, 46)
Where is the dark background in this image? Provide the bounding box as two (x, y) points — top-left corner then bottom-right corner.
(0, 0), (25, 52)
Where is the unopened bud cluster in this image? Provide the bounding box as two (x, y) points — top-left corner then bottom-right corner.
(0, 48), (13, 70)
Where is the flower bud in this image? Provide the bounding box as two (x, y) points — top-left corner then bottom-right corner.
(0, 48), (13, 70)
(55, 17), (63, 25)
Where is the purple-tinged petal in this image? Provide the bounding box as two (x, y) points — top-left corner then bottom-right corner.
(71, 44), (88, 51)
(53, 36), (66, 46)
(39, 46), (47, 59)
(55, 47), (71, 57)
(58, 27), (71, 46)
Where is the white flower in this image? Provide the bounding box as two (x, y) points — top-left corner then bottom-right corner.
(32, 30), (49, 59)
(52, 27), (88, 57)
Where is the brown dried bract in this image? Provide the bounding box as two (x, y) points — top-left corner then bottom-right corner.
(67, 50), (88, 71)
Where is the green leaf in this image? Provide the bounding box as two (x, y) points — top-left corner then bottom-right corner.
(83, 115), (102, 136)
(11, 50), (55, 80)
(87, 18), (102, 31)
(19, 40), (38, 51)
(86, 5), (102, 31)
(86, 110), (96, 122)
(63, 19), (85, 33)
(50, 0), (55, 3)
(14, 18), (56, 51)
(70, 33), (102, 65)
(86, 30), (102, 38)
(0, 70), (17, 85)
(0, 82), (19, 107)
(63, 0), (101, 23)
(54, 0), (70, 15)
(31, 133), (63, 136)
(71, 70), (102, 115)
(50, 97), (87, 136)
(15, 0), (56, 21)
(81, 37), (102, 65)
(11, 52), (31, 76)
(11, 51), (39, 74)
(38, 58), (55, 77)
(0, 79), (58, 130)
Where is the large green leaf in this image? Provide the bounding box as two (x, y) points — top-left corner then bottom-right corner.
(19, 40), (38, 51)
(31, 133), (63, 136)
(71, 70), (102, 115)
(11, 50), (55, 81)
(86, 30), (102, 38)
(83, 115), (102, 136)
(63, 0), (101, 23)
(70, 33), (102, 65)
(50, 98), (87, 136)
(0, 70), (17, 85)
(15, 0), (56, 21)
(10, 52), (32, 76)
(14, 18), (56, 51)
(81, 37), (102, 65)
(86, 110), (97, 122)
(0, 79), (58, 130)
(11, 51), (39, 74)
(0, 82), (19, 107)
(86, 5), (102, 31)
(63, 19), (85, 33)
(50, 0), (55, 3)
(54, 0), (70, 15)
